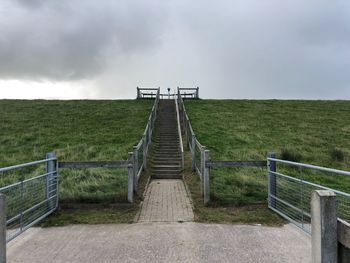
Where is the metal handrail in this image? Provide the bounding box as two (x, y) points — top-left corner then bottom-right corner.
(0, 158), (56, 173)
(268, 157), (350, 176)
(175, 97), (185, 170)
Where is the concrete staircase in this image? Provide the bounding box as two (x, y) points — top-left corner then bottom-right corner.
(151, 99), (182, 179)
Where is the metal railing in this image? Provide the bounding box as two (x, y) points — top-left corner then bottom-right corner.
(267, 155), (350, 234)
(0, 153), (58, 242)
(175, 96), (185, 170)
(176, 89), (210, 204)
(136, 87), (160, 99)
(177, 87), (199, 99)
(133, 88), (160, 189)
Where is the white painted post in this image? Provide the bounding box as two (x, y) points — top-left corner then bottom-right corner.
(191, 135), (196, 171)
(203, 150), (210, 205)
(311, 190), (337, 263)
(0, 194), (6, 263)
(127, 152), (134, 203)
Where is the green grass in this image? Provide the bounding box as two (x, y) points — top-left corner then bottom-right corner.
(185, 100), (350, 205)
(183, 153), (285, 225)
(0, 100), (153, 203)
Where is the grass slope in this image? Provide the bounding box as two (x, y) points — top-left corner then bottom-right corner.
(185, 100), (350, 205)
(0, 100), (153, 203)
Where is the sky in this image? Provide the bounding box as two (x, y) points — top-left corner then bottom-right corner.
(0, 0), (350, 99)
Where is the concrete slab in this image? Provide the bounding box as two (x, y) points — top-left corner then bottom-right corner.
(138, 179), (194, 222)
(7, 223), (311, 263)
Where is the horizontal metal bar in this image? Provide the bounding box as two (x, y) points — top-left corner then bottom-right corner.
(271, 171), (350, 198)
(269, 193), (311, 217)
(58, 161), (128, 169)
(138, 88), (160, 90)
(268, 205), (311, 235)
(206, 160), (267, 168)
(0, 158), (56, 173)
(0, 171), (57, 192)
(268, 157), (350, 176)
(178, 88), (198, 90)
(7, 206), (57, 243)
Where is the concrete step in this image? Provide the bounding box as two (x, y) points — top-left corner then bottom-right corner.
(152, 174), (182, 179)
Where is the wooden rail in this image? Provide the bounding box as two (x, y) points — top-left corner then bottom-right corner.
(58, 161), (128, 169)
(206, 160), (267, 168)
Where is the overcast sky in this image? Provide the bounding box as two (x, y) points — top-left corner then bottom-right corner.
(0, 0), (349, 99)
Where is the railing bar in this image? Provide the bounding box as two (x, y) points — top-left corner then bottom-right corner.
(268, 157), (350, 176)
(271, 171), (350, 198)
(0, 158), (56, 173)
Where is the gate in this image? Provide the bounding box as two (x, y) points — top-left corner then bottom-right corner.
(267, 155), (350, 234)
(0, 153), (58, 242)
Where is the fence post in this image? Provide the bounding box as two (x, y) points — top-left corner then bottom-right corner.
(203, 150), (210, 205)
(46, 152), (56, 211)
(136, 86), (140, 99)
(267, 152), (277, 208)
(133, 146), (138, 189)
(143, 135), (147, 170)
(127, 152), (134, 203)
(196, 87), (199, 99)
(0, 194), (6, 263)
(191, 135), (196, 171)
(311, 190), (337, 263)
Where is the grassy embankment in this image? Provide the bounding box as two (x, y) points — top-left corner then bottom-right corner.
(0, 100), (153, 225)
(184, 100), (350, 224)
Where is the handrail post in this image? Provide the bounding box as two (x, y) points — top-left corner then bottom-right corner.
(0, 194), (6, 263)
(143, 135), (147, 170)
(203, 149), (210, 205)
(267, 152), (277, 209)
(133, 146), (138, 189)
(46, 152), (56, 211)
(191, 135), (196, 171)
(127, 152), (134, 203)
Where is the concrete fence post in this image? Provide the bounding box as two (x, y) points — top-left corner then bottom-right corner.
(203, 150), (210, 205)
(127, 152), (134, 203)
(0, 194), (6, 263)
(267, 152), (277, 208)
(311, 190), (337, 263)
(46, 152), (56, 211)
(191, 135), (196, 171)
(133, 146), (138, 189)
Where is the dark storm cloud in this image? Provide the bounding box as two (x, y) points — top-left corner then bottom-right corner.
(1, 0), (350, 98)
(0, 0), (166, 80)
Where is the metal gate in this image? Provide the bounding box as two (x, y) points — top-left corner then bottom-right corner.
(0, 153), (58, 242)
(267, 156), (350, 234)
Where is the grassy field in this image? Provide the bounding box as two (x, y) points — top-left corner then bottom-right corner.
(185, 100), (350, 205)
(0, 100), (153, 203)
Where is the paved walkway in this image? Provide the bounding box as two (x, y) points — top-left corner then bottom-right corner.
(138, 179), (194, 222)
(7, 223), (311, 263)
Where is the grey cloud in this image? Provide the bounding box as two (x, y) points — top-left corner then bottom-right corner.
(0, 0), (166, 80)
(1, 0), (350, 99)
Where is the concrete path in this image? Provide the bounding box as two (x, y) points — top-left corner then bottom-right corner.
(138, 179), (194, 222)
(7, 223), (311, 263)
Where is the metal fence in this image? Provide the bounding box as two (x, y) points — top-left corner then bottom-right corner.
(0, 154), (58, 242)
(176, 89), (210, 204)
(267, 155), (350, 234)
(133, 88), (160, 189)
